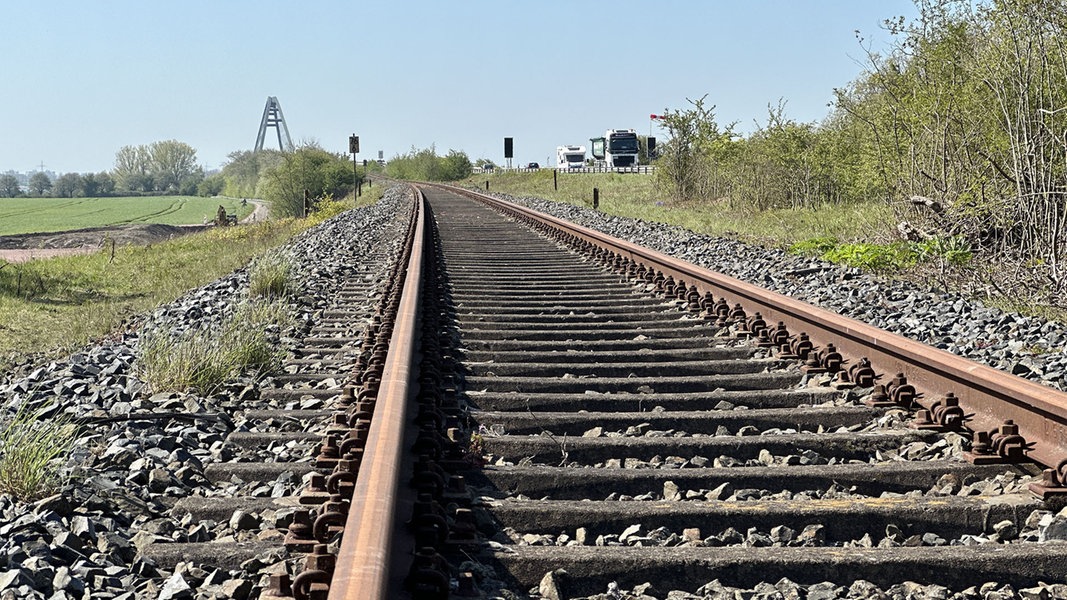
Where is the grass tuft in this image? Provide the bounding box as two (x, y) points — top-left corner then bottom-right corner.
(249, 251), (295, 299)
(0, 405), (78, 501)
(138, 298), (293, 394)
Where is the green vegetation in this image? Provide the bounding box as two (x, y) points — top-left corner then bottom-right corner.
(248, 250), (296, 299)
(217, 150), (285, 199)
(112, 140), (203, 195)
(790, 235), (973, 272)
(0, 196), (253, 236)
(3, 140), (206, 200)
(0, 186), (377, 369)
(255, 146), (363, 217)
(139, 298), (292, 394)
(530, 0), (1067, 310)
(0, 404), (77, 501)
(0, 217), (307, 367)
(461, 170), (891, 247)
(386, 146), (472, 181)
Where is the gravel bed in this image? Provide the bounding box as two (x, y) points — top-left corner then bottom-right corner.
(501, 503), (1061, 549)
(477, 468), (1036, 506)
(514, 504), (1067, 599)
(487, 191), (1067, 392)
(538, 577), (1067, 600)
(0, 186), (413, 599)
(483, 430), (963, 470)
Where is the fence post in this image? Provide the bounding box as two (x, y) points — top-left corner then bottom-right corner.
(593, 187), (599, 210)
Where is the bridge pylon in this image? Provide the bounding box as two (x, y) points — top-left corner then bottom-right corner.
(254, 96), (294, 152)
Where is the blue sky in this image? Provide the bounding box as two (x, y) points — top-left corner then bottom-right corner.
(1, 1), (919, 174)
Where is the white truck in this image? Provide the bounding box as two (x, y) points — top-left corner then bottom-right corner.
(556, 145), (586, 170)
(589, 129), (640, 168)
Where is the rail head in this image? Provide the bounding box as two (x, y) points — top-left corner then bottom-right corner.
(327, 187), (426, 599)
(440, 183), (1067, 470)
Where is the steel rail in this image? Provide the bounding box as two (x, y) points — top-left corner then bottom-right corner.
(442, 184), (1067, 470)
(327, 189), (426, 599)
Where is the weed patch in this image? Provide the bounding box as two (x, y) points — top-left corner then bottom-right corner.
(0, 405), (77, 501)
(790, 235), (973, 273)
(461, 171), (892, 248)
(249, 251), (295, 300)
(789, 237), (839, 257)
(138, 298), (293, 394)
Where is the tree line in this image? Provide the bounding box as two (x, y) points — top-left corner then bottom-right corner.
(0, 139), (366, 220)
(0, 140), (211, 199)
(653, 0), (1067, 303)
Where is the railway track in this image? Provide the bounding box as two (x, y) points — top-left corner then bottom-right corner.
(127, 184), (1067, 599)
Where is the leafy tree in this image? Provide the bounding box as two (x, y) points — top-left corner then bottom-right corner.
(654, 95), (738, 202)
(80, 173), (102, 197)
(322, 158), (359, 197)
(112, 140), (204, 193)
(258, 145), (358, 217)
(92, 172), (115, 196)
(197, 172), (225, 197)
(28, 172), (51, 196)
(113, 145), (153, 192)
(149, 140), (203, 193)
(52, 173), (83, 198)
(440, 149), (473, 180)
(0, 175), (20, 198)
(220, 150), (283, 198)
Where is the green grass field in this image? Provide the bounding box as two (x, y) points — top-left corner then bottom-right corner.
(0, 196), (255, 236)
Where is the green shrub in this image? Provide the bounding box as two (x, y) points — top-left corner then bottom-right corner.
(0, 405), (77, 501)
(306, 198), (350, 226)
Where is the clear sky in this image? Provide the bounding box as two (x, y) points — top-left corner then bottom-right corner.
(1, 1), (919, 174)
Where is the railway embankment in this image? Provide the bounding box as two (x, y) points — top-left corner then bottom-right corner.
(0, 187), (412, 599)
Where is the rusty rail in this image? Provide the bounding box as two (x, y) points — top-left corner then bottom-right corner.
(327, 189), (426, 599)
(442, 184), (1067, 471)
